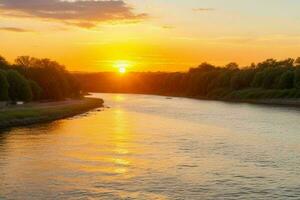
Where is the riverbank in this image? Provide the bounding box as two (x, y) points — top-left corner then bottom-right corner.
(231, 98), (300, 107)
(0, 98), (104, 129)
(155, 88), (300, 108)
(158, 93), (300, 108)
(204, 88), (300, 107)
(191, 95), (300, 108)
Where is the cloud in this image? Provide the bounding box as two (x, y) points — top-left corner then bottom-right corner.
(0, 0), (147, 28)
(0, 27), (32, 32)
(193, 8), (215, 12)
(162, 25), (175, 30)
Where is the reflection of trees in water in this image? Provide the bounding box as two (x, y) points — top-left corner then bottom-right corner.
(0, 131), (12, 174)
(76, 58), (300, 99)
(0, 120), (62, 154)
(0, 131), (9, 151)
(19, 120), (63, 135)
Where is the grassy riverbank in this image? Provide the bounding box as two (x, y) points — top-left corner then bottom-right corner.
(0, 98), (104, 129)
(199, 88), (300, 107)
(158, 89), (300, 107)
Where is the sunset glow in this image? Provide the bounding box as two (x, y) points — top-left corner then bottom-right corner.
(119, 67), (126, 74)
(2, 1), (300, 199)
(1, 0), (300, 72)
(114, 60), (130, 73)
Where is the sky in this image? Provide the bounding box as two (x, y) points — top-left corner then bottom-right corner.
(1, 0), (300, 72)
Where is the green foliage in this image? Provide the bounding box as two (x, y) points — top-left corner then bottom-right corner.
(294, 68), (300, 89)
(263, 68), (286, 89)
(13, 56), (80, 100)
(278, 71), (294, 89)
(6, 70), (32, 102)
(0, 56), (9, 70)
(295, 57), (300, 66)
(216, 71), (234, 88)
(29, 80), (43, 101)
(0, 98), (103, 128)
(251, 72), (264, 88)
(189, 62), (216, 73)
(76, 57), (300, 100)
(225, 62), (239, 70)
(0, 55), (81, 103)
(0, 70), (9, 101)
(230, 69), (254, 90)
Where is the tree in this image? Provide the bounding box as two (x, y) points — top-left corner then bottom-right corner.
(231, 69), (255, 90)
(6, 70), (32, 102)
(278, 71), (294, 89)
(29, 80), (43, 101)
(260, 67), (285, 89)
(13, 57), (80, 100)
(15, 56), (36, 68)
(226, 62), (239, 70)
(189, 63), (216, 73)
(295, 57), (300, 66)
(251, 72), (264, 88)
(215, 70), (234, 88)
(231, 72), (243, 90)
(0, 70), (9, 101)
(0, 56), (9, 70)
(277, 58), (294, 68)
(294, 68), (300, 89)
(257, 59), (277, 69)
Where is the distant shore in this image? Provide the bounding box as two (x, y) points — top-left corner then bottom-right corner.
(188, 95), (300, 108)
(0, 98), (104, 129)
(232, 98), (300, 107)
(160, 93), (300, 108)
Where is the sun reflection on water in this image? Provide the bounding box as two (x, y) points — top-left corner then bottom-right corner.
(113, 94), (125, 102)
(112, 158), (130, 166)
(3, 93), (300, 199)
(111, 108), (132, 175)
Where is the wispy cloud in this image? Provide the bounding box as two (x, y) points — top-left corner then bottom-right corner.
(0, 27), (32, 32)
(0, 0), (148, 28)
(162, 25), (175, 30)
(193, 8), (215, 12)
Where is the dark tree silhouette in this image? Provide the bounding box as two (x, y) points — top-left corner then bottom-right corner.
(29, 80), (43, 101)
(0, 55), (81, 103)
(76, 57), (300, 100)
(0, 70), (9, 101)
(279, 71), (294, 89)
(13, 56), (80, 100)
(6, 70), (32, 102)
(0, 56), (9, 70)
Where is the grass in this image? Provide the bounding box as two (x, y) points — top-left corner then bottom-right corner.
(223, 88), (300, 100)
(0, 98), (104, 129)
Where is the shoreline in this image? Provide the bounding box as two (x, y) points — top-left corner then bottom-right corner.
(230, 98), (300, 107)
(93, 92), (300, 108)
(0, 98), (104, 130)
(177, 95), (300, 108)
(184, 95), (300, 108)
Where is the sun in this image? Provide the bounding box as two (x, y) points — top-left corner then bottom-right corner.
(114, 60), (131, 74)
(119, 67), (126, 74)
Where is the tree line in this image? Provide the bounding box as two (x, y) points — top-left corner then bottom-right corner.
(76, 58), (300, 100)
(0, 55), (80, 102)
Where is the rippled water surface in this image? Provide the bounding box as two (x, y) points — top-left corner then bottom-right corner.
(1, 93), (300, 199)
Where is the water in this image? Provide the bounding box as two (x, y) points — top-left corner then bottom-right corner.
(1, 93), (300, 200)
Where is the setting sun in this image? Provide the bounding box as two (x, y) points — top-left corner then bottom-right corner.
(119, 67), (126, 74)
(114, 60), (131, 74)
(2, 1), (300, 199)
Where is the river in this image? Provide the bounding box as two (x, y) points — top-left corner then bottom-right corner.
(1, 93), (300, 199)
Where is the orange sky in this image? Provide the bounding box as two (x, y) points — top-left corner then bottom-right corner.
(1, 0), (300, 72)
